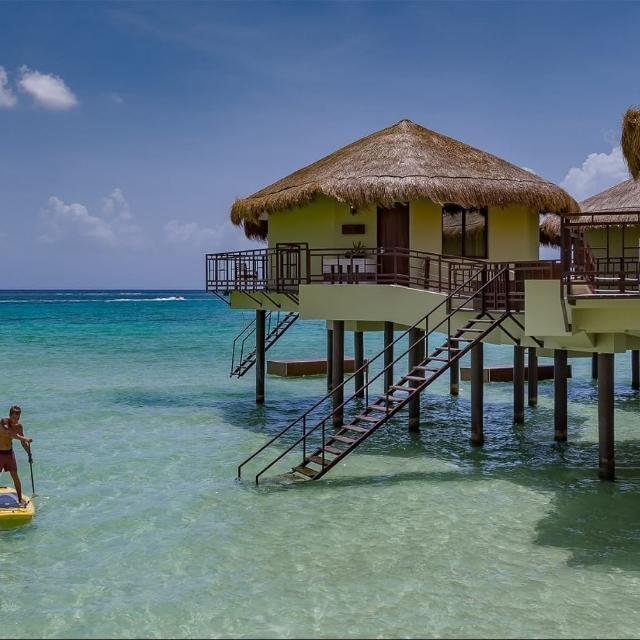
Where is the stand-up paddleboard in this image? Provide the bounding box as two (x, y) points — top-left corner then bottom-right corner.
(0, 486), (35, 529)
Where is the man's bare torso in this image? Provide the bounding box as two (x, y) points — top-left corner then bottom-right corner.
(0, 419), (22, 449)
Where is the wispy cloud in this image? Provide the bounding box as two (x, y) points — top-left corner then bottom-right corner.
(0, 66), (17, 108)
(164, 219), (234, 248)
(39, 189), (141, 247)
(19, 66), (78, 110)
(110, 92), (124, 105)
(561, 146), (630, 201)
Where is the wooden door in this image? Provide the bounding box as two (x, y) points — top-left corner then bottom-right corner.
(377, 204), (410, 282)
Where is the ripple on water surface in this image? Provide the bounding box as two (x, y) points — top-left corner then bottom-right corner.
(1, 291), (640, 638)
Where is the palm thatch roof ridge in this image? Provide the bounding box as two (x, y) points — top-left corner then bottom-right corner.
(231, 119), (578, 237)
(539, 178), (640, 246)
(622, 107), (640, 180)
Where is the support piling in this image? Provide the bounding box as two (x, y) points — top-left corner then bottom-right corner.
(598, 352), (615, 480)
(408, 327), (424, 432)
(383, 322), (394, 392)
(354, 331), (364, 399)
(326, 328), (333, 392)
(513, 345), (525, 423)
(450, 338), (459, 396)
(255, 309), (265, 404)
(471, 342), (484, 445)
(332, 321), (344, 428)
(554, 349), (568, 442)
(632, 350), (639, 390)
(528, 347), (538, 407)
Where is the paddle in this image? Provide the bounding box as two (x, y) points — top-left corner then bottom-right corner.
(27, 444), (35, 497)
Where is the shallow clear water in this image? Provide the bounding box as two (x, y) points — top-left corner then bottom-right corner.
(1, 290), (639, 638)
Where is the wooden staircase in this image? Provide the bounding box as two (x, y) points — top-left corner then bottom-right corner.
(291, 313), (508, 480)
(237, 265), (519, 485)
(230, 311), (299, 377)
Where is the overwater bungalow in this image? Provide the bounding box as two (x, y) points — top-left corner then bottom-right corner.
(207, 118), (640, 484)
(541, 178), (640, 295)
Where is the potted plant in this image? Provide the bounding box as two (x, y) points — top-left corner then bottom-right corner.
(345, 241), (368, 258)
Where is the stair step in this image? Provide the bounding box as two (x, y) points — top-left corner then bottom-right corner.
(323, 445), (344, 455)
(381, 394), (403, 402)
(308, 455), (332, 467)
(403, 375), (427, 382)
(331, 434), (356, 444)
(457, 328), (484, 333)
(389, 385), (411, 392)
(354, 415), (379, 424)
(345, 423), (370, 431)
(434, 346), (462, 353)
(293, 465), (318, 478)
(368, 404), (391, 413)
(468, 318), (493, 324)
(413, 365), (440, 372)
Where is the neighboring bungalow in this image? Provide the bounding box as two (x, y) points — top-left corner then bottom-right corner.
(540, 178), (640, 293)
(207, 118), (640, 484)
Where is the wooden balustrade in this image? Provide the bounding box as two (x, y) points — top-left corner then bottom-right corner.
(206, 246), (562, 307)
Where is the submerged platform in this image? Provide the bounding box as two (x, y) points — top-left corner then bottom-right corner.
(267, 358), (358, 377)
(460, 364), (572, 383)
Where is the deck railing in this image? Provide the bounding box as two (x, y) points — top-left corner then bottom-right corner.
(206, 245), (560, 309)
(560, 214), (640, 298)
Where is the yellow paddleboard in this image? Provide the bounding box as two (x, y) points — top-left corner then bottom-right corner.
(0, 486), (35, 529)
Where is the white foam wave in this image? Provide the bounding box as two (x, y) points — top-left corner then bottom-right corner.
(106, 296), (186, 303)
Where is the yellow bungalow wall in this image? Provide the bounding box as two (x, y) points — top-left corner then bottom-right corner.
(266, 195), (540, 262)
(267, 196), (377, 249)
(487, 205), (539, 262)
(409, 199), (442, 254)
(586, 226), (640, 259)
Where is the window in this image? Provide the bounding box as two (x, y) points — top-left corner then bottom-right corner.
(442, 204), (487, 258)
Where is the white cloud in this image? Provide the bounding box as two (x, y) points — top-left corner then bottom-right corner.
(19, 66), (78, 110)
(39, 190), (141, 247)
(0, 66), (17, 108)
(102, 188), (132, 220)
(561, 146), (630, 201)
(110, 92), (124, 105)
(164, 220), (233, 248)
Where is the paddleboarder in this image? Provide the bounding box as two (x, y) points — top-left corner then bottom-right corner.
(0, 406), (33, 507)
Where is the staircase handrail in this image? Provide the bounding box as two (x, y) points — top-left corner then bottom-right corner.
(230, 314), (259, 376)
(238, 265), (509, 481)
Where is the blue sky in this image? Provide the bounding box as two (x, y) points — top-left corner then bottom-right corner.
(0, 1), (638, 288)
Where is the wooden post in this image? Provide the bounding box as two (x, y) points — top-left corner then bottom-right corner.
(450, 338), (459, 396)
(528, 347), (538, 407)
(255, 309), (266, 404)
(591, 353), (598, 380)
(408, 328), (424, 432)
(471, 342), (484, 445)
(513, 345), (525, 424)
(632, 350), (639, 390)
(354, 331), (364, 399)
(332, 321), (344, 428)
(326, 328), (333, 392)
(554, 349), (568, 442)
(598, 352), (615, 480)
(383, 321), (394, 392)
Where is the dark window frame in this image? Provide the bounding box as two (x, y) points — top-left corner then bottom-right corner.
(441, 204), (488, 259)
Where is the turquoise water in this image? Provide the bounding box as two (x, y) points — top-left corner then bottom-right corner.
(1, 290), (640, 638)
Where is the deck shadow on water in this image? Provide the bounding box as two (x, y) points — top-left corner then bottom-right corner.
(226, 389), (640, 575)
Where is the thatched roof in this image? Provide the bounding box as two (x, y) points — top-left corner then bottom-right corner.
(539, 214), (562, 247)
(232, 119), (578, 239)
(622, 107), (640, 180)
(540, 178), (640, 246)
